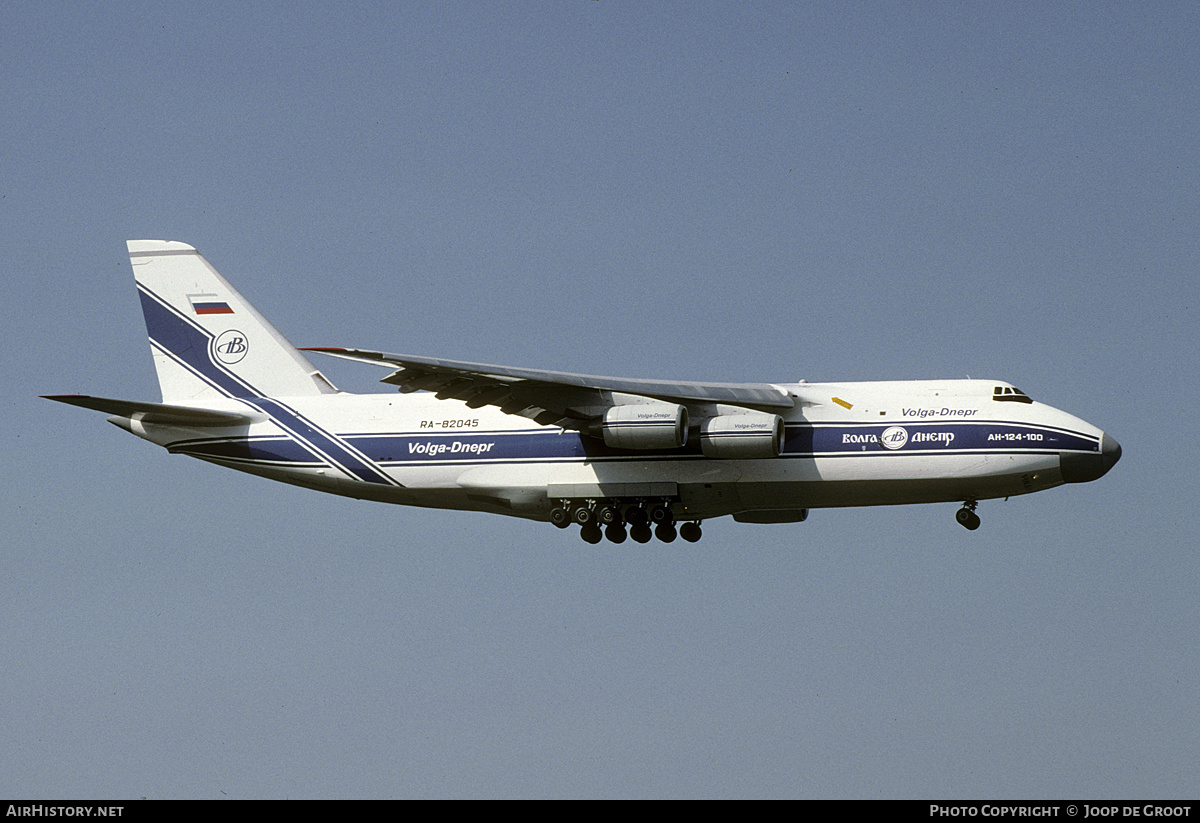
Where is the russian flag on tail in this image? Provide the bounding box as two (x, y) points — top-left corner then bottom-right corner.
(188, 293), (234, 315)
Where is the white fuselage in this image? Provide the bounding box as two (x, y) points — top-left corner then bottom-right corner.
(116, 378), (1111, 523)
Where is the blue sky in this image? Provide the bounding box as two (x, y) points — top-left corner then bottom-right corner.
(4, 1), (1197, 798)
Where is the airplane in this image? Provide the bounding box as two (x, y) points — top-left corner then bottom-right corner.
(44, 240), (1121, 544)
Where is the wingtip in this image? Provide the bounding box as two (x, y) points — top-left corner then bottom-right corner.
(126, 239), (197, 254)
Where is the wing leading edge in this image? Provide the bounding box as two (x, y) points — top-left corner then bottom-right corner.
(303, 347), (795, 430)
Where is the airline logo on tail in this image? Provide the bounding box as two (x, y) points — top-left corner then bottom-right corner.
(213, 330), (249, 364)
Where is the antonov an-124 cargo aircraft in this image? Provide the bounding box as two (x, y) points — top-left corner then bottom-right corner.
(45, 241), (1121, 544)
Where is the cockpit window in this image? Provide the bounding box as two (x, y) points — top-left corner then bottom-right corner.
(993, 386), (1033, 404)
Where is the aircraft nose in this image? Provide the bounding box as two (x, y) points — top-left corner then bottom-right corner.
(1103, 433), (1122, 472)
(1060, 432), (1122, 484)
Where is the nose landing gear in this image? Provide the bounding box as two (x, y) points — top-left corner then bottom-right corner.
(955, 500), (981, 531)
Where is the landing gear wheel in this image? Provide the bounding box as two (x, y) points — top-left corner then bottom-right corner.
(596, 504), (621, 526)
(549, 506), (571, 529)
(655, 523), (677, 543)
(629, 524), (653, 544)
(605, 523), (627, 544)
(679, 522), (702, 543)
(572, 504), (594, 526)
(580, 523), (603, 544)
(625, 506), (649, 527)
(955, 504), (981, 531)
(648, 503), (673, 525)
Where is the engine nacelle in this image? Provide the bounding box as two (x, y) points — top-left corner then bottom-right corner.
(601, 403), (689, 450)
(699, 413), (784, 459)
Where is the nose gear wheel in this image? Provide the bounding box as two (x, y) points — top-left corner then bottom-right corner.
(955, 500), (981, 531)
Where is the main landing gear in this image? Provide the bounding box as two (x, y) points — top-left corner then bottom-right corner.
(955, 500), (981, 531)
(549, 498), (703, 544)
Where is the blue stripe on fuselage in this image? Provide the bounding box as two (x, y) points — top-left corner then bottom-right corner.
(161, 419), (1099, 475)
(786, 421), (1099, 456)
(253, 397), (399, 484)
(138, 285), (399, 486)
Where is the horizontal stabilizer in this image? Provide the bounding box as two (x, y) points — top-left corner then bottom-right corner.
(42, 395), (256, 427)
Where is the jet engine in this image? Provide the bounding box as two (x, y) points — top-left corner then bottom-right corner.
(600, 403), (689, 450)
(699, 412), (785, 458)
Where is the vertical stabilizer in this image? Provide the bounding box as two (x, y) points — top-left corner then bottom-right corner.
(128, 240), (337, 401)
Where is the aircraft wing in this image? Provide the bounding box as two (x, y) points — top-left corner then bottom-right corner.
(303, 347), (794, 429)
(42, 395), (258, 427)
